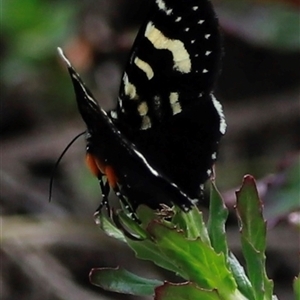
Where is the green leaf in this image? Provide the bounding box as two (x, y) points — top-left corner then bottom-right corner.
(173, 206), (211, 243)
(241, 236), (266, 300)
(94, 212), (126, 243)
(155, 282), (222, 300)
(95, 208), (183, 278)
(293, 275), (300, 300)
(125, 206), (211, 278)
(136, 205), (159, 228)
(236, 175), (266, 253)
(127, 236), (186, 278)
(227, 252), (256, 300)
(90, 267), (162, 296)
(147, 221), (237, 298)
(117, 210), (149, 240)
(207, 181), (229, 255)
(207, 182), (256, 299)
(236, 175), (274, 300)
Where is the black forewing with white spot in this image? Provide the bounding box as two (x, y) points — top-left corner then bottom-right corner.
(109, 0), (225, 201)
(111, 0), (221, 132)
(58, 48), (195, 212)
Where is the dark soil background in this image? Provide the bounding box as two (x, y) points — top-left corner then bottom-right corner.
(1, 0), (299, 299)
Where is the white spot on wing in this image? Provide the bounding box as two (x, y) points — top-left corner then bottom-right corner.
(207, 169), (212, 177)
(145, 22), (191, 73)
(211, 95), (227, 134)
(175, 17), (182, 22)
(118, 97), (123, 108)
(123, 73), (138, 100)
(205, 51), (212, 56)
(141, 115), (152, 130)
(203, 69), (208, 73)
(169, 92), (182, 115)
(134, 57), (154, 79)
(155, 0), (172, 15)
(137, 102), (148, 116)
(205, 34), (211, 39)
(192, 6), (198, 11)
(184, 27), (190, 32)
(212, 152), (217, 160)
(198, 20), (205, 24)
(110, 110), (118, 119)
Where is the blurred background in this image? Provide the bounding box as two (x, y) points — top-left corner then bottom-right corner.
(1, 0), (299, 299)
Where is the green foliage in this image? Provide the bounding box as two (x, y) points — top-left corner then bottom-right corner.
(208, 183), (256, 300)
(90, 267), (162, 296)
(294, 276), (300, 299)
(236, 177), (273, 300)
(155, 282), (222, 300)
(2, 0), (76, 64)
(2, 0), (79, 114)
(91, 176), (283, 299)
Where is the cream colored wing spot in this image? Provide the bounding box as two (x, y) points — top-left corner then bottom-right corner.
(155, 0), (173, 15)
(110, 110), (118, 119)
(137, 101), (149, 116)
(169, 92), (182, 115)
(134, 57), (154, 80)
(141, 115), (152, 130)
(145, 22), (191, 74)
(123, 73), (138, 100)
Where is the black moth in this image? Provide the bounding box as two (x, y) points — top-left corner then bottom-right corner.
(59, 0), (226, 213)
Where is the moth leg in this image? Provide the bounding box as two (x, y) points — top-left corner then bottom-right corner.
(96, 176), (111, 217)
(111, 209), (144, 241)
(113, 186), (139, 222)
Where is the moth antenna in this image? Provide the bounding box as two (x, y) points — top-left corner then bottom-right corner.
(48, 131), (86, 202)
